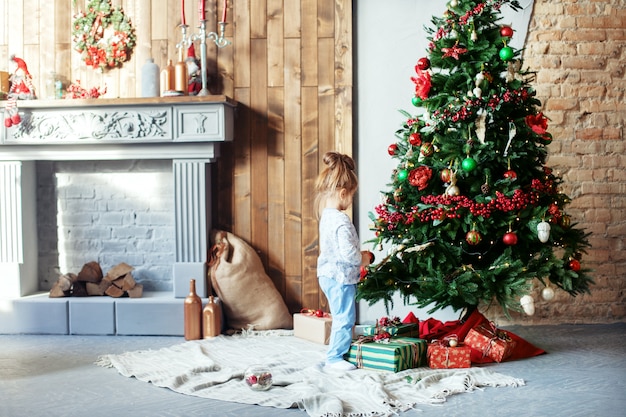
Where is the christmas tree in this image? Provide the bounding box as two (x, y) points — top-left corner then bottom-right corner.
(357, 0), (592, 316)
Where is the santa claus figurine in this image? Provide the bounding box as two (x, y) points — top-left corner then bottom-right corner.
(185, 44), (203, 96)
(4, 55), (36, 127)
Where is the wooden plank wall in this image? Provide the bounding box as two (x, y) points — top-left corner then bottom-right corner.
(0, 0), (353, 313)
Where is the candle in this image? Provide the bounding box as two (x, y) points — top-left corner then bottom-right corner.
(221, 0), (227, 23)
(181, 0), (186, 25)
(199, 0), (205, 20)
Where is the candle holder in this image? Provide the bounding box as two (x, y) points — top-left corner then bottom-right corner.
(176, 24), (193, 56)
(192, 21), (231, 96)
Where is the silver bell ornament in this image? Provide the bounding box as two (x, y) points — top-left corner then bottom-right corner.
(520, 295), (535, 316)
(541, 286), (555, 301)
(537, 220), (551, 243)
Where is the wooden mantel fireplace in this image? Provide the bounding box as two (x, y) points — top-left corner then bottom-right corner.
(0, 96), (235, 306)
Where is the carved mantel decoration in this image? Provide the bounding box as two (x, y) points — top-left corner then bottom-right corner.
(0, 95), (236, 299)
(10, 108), (170, 141)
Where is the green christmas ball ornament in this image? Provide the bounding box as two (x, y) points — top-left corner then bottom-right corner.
(397, 168), (409, 181)
(411, 96), (422, 107)
(499, 46), (514, 61)
(461, 157), (478, 172)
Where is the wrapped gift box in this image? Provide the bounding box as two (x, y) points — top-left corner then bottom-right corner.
(293, 312), (332, 344)
(346, 337), (427, 372)
(362, 322), (418, 338)
(465, 322), (517, 363)
(427, 343), (471, 369)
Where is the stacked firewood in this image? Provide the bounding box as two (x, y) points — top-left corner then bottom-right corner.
(49, 261), (143, 298)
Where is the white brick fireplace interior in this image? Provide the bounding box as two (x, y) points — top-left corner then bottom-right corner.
(0, 96), (235, 335)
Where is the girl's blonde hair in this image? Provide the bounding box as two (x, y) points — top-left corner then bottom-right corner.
(314, 151), (358, 218)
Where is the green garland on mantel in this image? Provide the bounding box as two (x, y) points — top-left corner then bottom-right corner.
(72, 0), (136, 71)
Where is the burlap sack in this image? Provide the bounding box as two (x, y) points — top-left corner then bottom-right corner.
(208, 230), (293, 330)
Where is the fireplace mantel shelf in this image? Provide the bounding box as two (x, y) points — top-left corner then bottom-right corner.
(0, 95), (236, 161)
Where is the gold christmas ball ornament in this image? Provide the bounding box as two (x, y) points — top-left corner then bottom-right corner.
(446, 184), (460, 196)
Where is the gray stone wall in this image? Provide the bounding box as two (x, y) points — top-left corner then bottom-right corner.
(36, 160), (175, 292)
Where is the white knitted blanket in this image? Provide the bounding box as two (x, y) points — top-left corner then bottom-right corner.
(96, 331), (524, 417)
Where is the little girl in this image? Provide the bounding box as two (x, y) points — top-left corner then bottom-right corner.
(315, 151), (371, 372)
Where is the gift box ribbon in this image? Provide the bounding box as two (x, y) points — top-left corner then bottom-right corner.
(476, 322), (512, 358)
(393, 339), (421, 367)
(354, 336), (375, 369)
(300, 308), (331, 319)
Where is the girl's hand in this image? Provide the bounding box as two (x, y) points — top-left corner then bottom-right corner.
(361, 250), (375, 266)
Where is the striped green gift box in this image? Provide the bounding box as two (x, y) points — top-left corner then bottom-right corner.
(346, 337), (427, 372)
(362, 323), (419, 338)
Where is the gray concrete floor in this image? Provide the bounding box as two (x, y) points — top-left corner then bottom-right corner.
(1, 323), (625, 417)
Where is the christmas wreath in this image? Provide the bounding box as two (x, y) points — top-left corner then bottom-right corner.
(72, 0), (136, 71)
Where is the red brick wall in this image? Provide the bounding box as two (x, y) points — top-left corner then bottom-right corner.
(491, 0), (625, 324)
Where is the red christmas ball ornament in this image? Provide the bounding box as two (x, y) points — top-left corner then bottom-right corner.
(440, 168), (452, 183)
(568, 259), (581, 272)
(360, 266), (367, 281)
(315, 309), (324, 317)
(387, 144), (398, 156)
(503, 231), (518, 246)
(420, 142), (434, 157)
(500, 26), (514, 38)
(466, 230), (482, 245)
(409, 132), (422, 146)
(417, 57), (431, 70)
(4, 117), (12, 128)
(503, 169), (517, 180)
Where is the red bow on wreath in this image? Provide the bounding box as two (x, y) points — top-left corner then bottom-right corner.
(89, 12), (105, 40)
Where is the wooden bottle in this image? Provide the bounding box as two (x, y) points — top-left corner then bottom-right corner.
(202, 296), (222, 338)
(184, 279), (202, 340)
(174, 48), (188, 95)
(160, 59), (175, 95)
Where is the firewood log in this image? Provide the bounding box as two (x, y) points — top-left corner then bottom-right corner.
(104, 262), (134, 282)
(57, 273), (76, 292)
(77, 261), (103, 283)
(119, 273), (136, 291)
(86, 282), (105, 296)
(71, 281), (88, 297)
(49, 281), (69, 298)
(105, 284), (125, 298)
(127, 283), (143, 298)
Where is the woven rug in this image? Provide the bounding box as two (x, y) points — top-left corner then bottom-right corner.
(96, 331), (524, 417)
